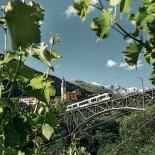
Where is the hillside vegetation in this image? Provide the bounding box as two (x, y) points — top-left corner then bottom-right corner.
(47, 103), (155, 155)
(72, 80), (112, 94)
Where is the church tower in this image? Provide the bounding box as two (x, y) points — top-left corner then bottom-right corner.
(61, 77), (66, 99)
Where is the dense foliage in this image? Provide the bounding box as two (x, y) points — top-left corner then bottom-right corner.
(46, 105), (155, 155)
(0, 0), (61, 154)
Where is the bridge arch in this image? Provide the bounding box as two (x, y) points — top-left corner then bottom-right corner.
(71, 107), (145, 134)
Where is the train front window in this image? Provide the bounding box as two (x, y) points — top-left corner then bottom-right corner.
(91, 98), (97, 102)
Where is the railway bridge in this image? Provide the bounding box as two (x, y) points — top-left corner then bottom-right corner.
(60, 89), (155, 134)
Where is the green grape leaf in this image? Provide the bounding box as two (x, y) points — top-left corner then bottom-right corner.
(73, 0), (90, 21)
(129, 7), (148, 30)
(120, 0), (133, 17)
(45, 113), (59, 127)
(144, 40), (154, 65)
(144, 50), (152, 65)
(42, 123), (54, 140)
(0, 51), (25, 66)
(90, 9), (112, 39)
(4, 0), (44, 50)
(24, 74), (55, 103)
(2, 59), (35, 82)
(28, 74), (45, 90)
(44, 79), (56, 103)
(123, 42), (142, 66)
(32, 43), (61, 69)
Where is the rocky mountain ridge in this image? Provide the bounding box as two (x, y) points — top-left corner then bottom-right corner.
(71, 80), (148, 96)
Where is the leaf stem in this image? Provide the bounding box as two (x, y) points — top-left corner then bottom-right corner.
(114, 22), (144, 45)
(98, 0), (104, 10)
(7, 56), (22, 99)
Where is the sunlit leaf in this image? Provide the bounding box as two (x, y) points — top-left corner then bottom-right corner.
(73, 0), (90, 21)
(129, 7), (148, 30)
(24, 74), (55, 103)
(42, 123), (54, 140)
(123, 42), (142, 66)
(90, 9), (112, 39)
(32, 43), (61, 69)
(120, 0), (134, 17)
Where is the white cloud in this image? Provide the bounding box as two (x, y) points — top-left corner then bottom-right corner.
(107, 59), (117, 67)
(65, 0), (98, 18)
(119, 60), (143, 70)
(91, 0), (98, 5)
(126, 38), (133, 44)
(64, 5), (76, 19)
(90, 0), (98, 11)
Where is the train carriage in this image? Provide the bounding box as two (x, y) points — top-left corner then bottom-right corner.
(66, 93), (112, 111)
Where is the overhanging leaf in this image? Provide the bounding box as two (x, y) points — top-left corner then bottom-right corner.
(73, 0), (90, 21)
(90, 9), (112, 39)
(4, 0), (44, 50)
(120, 0), (134, 17)
(129, 7), (148, 29)
(123, 42), (142, 66)
(32, 43), (61, 69)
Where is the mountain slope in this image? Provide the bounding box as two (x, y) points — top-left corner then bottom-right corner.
(71, 80), (112, 94)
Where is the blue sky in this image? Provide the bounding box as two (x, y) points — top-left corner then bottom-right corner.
(0, 0), (154, 89)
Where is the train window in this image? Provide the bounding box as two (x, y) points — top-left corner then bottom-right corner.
(79, 101), (88, 106)
(91, 98), (97, 102)
(108, 94), (113, 97)
(73, 104), (77, 107)
(99, 96), (104, 99)
(67, 106), (71, 109)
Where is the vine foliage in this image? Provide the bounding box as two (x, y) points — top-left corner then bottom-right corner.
(72, 0), (155, 84)
(0, 0), (61, 154)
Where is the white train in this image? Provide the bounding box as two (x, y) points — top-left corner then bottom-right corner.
(66, 93), (112, 111)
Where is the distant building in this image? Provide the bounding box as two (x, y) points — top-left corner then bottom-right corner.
(61, 77), (78, 101)
(19, 97), (37, 105)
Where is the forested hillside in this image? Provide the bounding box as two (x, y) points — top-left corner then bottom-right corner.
(48, 103), (155, 155)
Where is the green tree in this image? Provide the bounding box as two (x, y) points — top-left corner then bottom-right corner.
(112, 105), (155, 155)
(71, 0), (155, 85)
